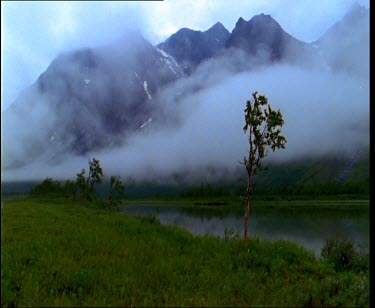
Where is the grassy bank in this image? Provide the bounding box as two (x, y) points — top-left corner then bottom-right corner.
(1, 197), (369, 307)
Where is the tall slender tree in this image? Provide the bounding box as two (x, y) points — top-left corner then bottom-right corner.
(242, 91), (287, 243)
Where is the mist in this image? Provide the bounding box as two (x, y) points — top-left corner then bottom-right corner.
(1, 8), (369, 184)
(2, 53), (368, 184)
(105, 61), (369, 177)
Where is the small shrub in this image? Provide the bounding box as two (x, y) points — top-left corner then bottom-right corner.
(62, 180), (77, 201)
(321, 237), (369, 272)
(223, 227), (240, 241)
(30, 178), (63, 196)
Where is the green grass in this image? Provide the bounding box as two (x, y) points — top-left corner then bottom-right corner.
(1, 197), (369, 307)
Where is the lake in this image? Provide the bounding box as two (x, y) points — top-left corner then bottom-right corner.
(121, 201), (369, 256)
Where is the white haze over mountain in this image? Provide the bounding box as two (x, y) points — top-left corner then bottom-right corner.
(1, 6), (369, 183)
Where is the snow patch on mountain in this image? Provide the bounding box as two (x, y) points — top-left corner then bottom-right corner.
(139, 117), (152, 129)
(143, 81), (152, 100)
(167, 62), (178, 76)
(156, 48), (180, 76)
(134, 72), (141, 82)
(157, 48), (170, 58)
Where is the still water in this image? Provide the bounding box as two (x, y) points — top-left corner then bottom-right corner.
(122, 203), (369, 256)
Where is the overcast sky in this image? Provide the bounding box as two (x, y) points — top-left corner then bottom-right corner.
(1, 0), (369, 112)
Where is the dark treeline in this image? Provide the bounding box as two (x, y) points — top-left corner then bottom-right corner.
(179, 182), (369, 200)
(119, 181), (369, 200)
(27, 158), (125, 208)
(3, 179), (369, 201)
(254, 182), (369, 197)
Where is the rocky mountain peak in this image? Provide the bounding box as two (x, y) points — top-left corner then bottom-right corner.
(235, 17), (247, 28)
(246, 13), (282, 35)
(225, 13), (299, 61)
(157, 21), (230, 74)
(207, 21), (227, 32)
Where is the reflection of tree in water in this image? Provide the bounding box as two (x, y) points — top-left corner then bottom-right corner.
(253, 208), (368, 245)
(123, 203), (368, 255)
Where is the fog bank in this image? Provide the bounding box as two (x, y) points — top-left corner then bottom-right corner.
(2, 60), (368, 183)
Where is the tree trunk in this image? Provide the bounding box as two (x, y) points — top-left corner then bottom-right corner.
(244, 168), (252, 244)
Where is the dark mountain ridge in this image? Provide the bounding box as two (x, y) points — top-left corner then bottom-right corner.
(227, 13), (319, 66)
(157, 22), (230, 74)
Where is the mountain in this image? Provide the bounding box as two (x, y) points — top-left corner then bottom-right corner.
(225, 13), (316, 65)
(312, 3), (369, 77)
(157, 13), (318, 73)
(2, 32), (184, 169)
(157, 22), (230, 74)
(2, 8), (369, 172)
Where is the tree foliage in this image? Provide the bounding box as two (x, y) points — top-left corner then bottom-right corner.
(74, 158), (104, 201)
(30, 178), (63, 196)
(243, 91), (287, 173)
(87, 158), (104, 192)
(242, 91), (287, 242)
(63, 179), (77, 202)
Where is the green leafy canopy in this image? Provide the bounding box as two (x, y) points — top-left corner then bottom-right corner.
(243, 91), (287, 174)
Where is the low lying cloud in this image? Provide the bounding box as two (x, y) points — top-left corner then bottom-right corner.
(2, 11), (369, 184)
(2, 57), (369, 183)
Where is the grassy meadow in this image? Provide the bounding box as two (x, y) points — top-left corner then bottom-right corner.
(1, 196), (370, 307)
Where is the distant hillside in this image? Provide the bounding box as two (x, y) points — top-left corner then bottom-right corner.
(253, 148), (369, 189)
(2, 146), (369, 198)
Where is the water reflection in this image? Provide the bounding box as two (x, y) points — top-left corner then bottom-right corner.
(122, 204), (369, 256)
